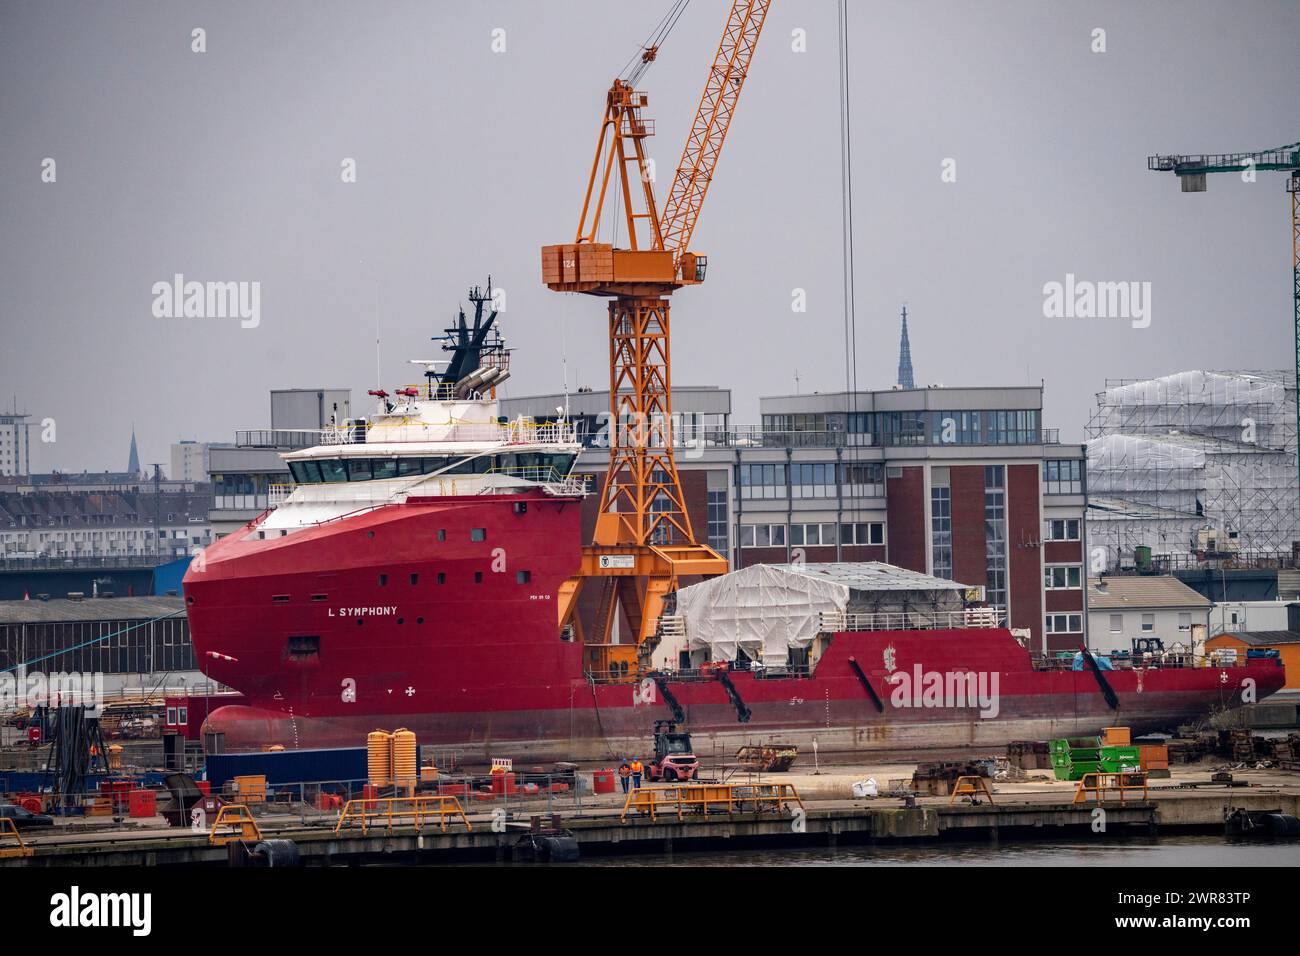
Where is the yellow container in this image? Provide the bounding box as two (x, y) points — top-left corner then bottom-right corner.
(367, 730), (393, 788)
(392, 729), (418, 792)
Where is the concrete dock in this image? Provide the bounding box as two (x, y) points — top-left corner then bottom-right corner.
(4, 763), (1299, 867)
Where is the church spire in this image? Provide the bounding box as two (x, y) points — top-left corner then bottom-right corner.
(896, 305), (915, 389)
(127, 426), (141, 477)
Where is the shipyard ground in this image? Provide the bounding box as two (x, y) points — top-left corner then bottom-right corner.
(5, 762), (1299, 867)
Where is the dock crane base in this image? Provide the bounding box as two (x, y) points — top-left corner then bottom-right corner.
(557, 542), (726, 680)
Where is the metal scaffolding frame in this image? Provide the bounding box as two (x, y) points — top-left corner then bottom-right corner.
(1085, 370), (1300, 569)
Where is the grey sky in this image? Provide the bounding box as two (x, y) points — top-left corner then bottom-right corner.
(2, 0), (1296, 473)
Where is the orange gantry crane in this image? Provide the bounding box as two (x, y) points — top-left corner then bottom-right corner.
(543, 0), (771, 678)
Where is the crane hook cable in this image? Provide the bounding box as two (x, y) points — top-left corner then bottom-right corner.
(619, 0), (692, 84)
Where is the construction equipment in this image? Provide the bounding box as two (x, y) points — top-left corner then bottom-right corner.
(735, 744), (799, 772)
(42, 705), (110, 814)
(544, 0), (772, 676)
(1147, 143), (1300, 505)
(646, 719), (700, 782)
(1131, 636), (1165, 657)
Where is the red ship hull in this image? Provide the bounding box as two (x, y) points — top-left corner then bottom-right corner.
(185, 492), (1286, 761)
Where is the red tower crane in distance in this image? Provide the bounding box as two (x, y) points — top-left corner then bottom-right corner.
(542, 0), (771, 678)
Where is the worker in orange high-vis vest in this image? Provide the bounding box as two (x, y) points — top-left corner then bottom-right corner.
(618, 760), (632, 794)
(630, 758), (644, 789)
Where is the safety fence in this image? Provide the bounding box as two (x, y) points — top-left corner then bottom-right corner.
(620, 782), (804, 823)
(334, 795), (472, 834)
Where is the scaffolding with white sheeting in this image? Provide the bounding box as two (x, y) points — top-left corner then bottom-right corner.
(663, 562), (973, 669)
(1085, 370), (1300, 569)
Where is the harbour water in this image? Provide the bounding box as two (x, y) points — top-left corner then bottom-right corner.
(559, 834), (1300, 867)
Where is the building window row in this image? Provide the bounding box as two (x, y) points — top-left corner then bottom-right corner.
(1045, 613), (1083, 634)
(1109, 612), (1192, 634)
(876, 409), (1042, 447)
(738, 462), (885, 500)
(738, 523), (786, 548)
(760, 409), (1043, 447)
(740, 521), (884, 549)
(738, 463), (786, 500)
(1044, 565), (1082, 589)
(1045, 518), (1081, 541)
(1043, 459), (1084, 495)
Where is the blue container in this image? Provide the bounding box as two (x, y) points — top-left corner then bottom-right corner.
(204, 747), (368, 796)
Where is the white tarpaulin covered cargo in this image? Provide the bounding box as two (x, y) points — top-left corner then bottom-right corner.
(673, 562), (972, 666)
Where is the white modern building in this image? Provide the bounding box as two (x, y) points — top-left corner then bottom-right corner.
(0, 411), (32, 477)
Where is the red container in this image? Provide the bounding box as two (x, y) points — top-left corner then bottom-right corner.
(437, 783), (469, 797)
(592, 769), (616, 795)
(196, 780), (211, 796)
(100, 779), (133, 811)
(490, 772), (517, 796)
(128, 789), (157, 818)
(314, 793), (342, 811)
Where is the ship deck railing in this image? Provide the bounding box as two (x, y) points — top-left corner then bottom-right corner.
(1030, 653), (1268, 672)
(821, 609), (1000, 632)
(585, 664), (814, 684)
(268, 470), (589, 507)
